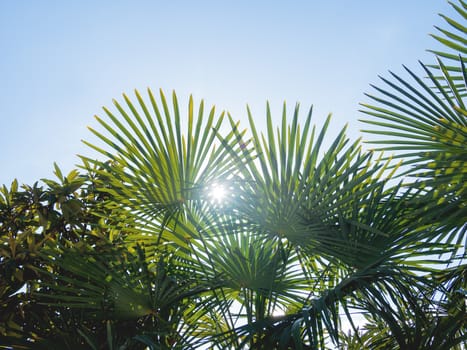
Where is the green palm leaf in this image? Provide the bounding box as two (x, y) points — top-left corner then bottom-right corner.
(33, 242), (218, 349)
(81, 89), (244, 246)
(360, 52), (466, 245)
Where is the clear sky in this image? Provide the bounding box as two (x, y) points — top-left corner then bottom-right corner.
(0, 1), (458, 186)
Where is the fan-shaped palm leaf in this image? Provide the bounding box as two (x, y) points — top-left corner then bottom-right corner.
(33, 242), (219, 349)
(429, 0), (466, 93)
(81, 89), (246, 249)
(360, 14), (466, 247)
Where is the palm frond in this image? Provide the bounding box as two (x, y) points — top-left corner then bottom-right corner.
(360, 54), (467, 242)
(81, 89), (245, 244)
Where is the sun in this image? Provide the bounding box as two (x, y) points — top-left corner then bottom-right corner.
(209, 183), (227, 202)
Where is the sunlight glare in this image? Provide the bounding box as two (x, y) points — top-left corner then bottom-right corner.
(209, 183), (226, 202)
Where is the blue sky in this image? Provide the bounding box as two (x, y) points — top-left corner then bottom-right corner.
(0, 1), (457, 186)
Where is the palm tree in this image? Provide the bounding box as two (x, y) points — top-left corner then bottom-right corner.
(1, 1), (465, 349)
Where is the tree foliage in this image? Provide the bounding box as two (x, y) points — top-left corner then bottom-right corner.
(1, 1), (466, 349)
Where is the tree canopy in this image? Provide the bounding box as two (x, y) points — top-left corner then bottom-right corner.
(1, 1), (466, 349)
